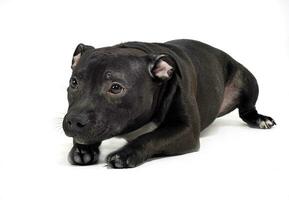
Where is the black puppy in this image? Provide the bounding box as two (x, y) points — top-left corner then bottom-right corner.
(62, 39), (275, 168)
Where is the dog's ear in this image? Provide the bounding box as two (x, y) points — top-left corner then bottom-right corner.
(71, 43), (94, 69)
(147, 54), (179, 125)
(148, 54), (175, 81)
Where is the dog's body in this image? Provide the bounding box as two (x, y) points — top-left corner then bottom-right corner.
(62, 39), (275, 168)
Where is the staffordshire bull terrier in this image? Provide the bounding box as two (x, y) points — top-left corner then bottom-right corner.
(62, 39), (276, 168)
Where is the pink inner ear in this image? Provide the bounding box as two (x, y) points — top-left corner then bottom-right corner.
(72, 53), (81, 68)
(153, 60), (173, 79)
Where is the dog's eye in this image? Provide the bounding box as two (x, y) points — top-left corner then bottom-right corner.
(109, 83), (123, 94)
(70, 77), (78, 88)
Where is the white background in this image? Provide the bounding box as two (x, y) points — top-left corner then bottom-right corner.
(0, 0), (288, 199)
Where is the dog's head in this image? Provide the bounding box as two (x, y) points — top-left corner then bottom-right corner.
(62, 43), (175, 144)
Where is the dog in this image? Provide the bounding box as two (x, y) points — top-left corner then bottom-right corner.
(62, 39), (276, 168)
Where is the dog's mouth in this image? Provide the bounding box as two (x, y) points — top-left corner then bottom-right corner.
(64, 125), (110, 144)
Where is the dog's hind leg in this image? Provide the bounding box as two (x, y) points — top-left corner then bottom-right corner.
(232, 60), (276, 129)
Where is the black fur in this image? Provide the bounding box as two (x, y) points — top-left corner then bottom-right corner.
(63, 39), (275, 168)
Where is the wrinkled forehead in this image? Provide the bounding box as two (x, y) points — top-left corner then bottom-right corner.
(73, 52), (148, 84)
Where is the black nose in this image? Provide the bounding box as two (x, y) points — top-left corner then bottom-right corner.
(65, 114), (89, 132)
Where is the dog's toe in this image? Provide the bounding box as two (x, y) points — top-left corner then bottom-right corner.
(106, 147), (145, 169)
(68, 145), (99, 165)
(257, 116), (276, 129)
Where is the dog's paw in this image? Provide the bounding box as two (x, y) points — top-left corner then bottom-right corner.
(68, 144), (99, 166)
(106, 147), (145, 169)
(257, 115), (276, 129)
(241, 110), (276, 129)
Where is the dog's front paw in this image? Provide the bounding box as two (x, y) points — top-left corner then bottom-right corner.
(68, 144), (99, 166)
(106, 147), (146, 169)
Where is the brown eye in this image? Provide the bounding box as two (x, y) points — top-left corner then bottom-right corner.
(109, 83), (123, 94)
(70, 77), (78, 88)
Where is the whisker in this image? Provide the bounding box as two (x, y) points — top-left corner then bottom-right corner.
(54, 114), (65, 132)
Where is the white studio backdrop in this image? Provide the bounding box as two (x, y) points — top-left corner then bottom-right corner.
(0, 0), (288, 200)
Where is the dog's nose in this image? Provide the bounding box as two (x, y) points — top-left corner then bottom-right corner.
(66, 114), (89, 132)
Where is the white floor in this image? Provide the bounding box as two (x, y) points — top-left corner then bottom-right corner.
(2, 107), (288, 200)
(0, 0), (288, 199)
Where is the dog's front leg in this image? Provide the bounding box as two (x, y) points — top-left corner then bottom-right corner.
(106, 121), (200, 168)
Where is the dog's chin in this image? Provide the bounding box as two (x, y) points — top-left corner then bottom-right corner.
(64, 125), (126, 144)
(72, 130), (120, 145)
(73, 136), (100, 145)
